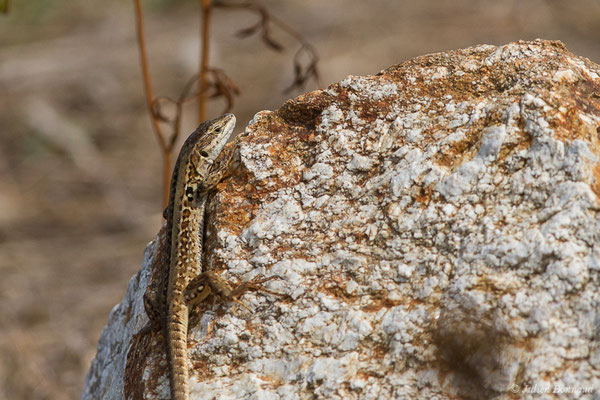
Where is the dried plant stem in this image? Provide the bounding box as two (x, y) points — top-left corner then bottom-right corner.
(199, 0), (213, 123)
(133, 0), (171, 206)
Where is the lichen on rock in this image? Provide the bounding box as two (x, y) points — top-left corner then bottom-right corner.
(83, 39), (600, 400)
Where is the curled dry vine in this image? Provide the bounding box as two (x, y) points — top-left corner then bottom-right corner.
(215, 0), (322, 92)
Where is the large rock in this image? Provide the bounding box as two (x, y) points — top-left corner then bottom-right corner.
(83, 39), (600, 399)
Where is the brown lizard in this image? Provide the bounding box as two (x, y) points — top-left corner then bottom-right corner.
(140, 113), (280, 400)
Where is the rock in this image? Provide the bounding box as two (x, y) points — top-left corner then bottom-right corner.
(82, 39), (600, 400)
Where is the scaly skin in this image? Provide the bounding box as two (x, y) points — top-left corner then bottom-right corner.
(151, 113), (236, 400)
(140, 113), (284, 400)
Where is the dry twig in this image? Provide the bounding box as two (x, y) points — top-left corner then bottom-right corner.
(133, 0), (172, 206)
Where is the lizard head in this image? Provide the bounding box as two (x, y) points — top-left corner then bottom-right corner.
(176, 113), (236, 176)
(192, 113), (236, 166)
(178, 112), (236, 178)
(167, 113), (237, 211)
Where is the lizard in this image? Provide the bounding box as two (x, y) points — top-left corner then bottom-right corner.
(139, 113), (280, 400)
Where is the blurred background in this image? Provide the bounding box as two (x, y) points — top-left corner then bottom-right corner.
(1, 0), (599, 398)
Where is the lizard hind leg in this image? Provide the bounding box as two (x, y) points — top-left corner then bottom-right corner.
(185, 271), (255, 312)
(230, 275), (286, 299)
(185, 272), (287, 313)
(143, 281), (164, 328)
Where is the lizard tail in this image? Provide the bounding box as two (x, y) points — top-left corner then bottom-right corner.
(167, 301), (191, 400)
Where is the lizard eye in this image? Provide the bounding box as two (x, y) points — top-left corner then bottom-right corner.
(214, 127), (221, 133)
(185, 186), (194, 200)
(199, 150), (209, 158)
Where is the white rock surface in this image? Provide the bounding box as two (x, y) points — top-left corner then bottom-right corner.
(83, 39), (600, 399)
